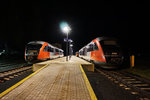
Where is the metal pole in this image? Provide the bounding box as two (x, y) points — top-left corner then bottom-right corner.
(69, 41), (73, 60)
(66, 32), (68, 61)
(69, 41), (70, 59)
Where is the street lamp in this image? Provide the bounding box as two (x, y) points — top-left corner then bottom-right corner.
(60, 22), (71, 61)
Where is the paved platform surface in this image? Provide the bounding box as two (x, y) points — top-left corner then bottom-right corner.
(0, 56), (93, 100)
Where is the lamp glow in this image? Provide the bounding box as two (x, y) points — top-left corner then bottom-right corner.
(63, 26), (71, 34)
(60, 22), (71, 34)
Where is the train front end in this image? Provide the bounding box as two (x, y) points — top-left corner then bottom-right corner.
(25, 42), (42, 62)
(98, 37), (124, 69)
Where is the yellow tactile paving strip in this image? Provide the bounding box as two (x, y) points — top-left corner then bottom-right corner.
(0, 56), (96, 100)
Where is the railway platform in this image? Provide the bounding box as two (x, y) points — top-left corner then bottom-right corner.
(0, 56), (97, 100)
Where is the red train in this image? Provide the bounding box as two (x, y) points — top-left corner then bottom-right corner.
(25, 41), (64, 62)
(78, 37), (124, 69)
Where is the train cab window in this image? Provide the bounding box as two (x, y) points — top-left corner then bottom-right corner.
(94, 43), (99, 51)
(43, 46), (48, 51)
(88, 44), (94, 51)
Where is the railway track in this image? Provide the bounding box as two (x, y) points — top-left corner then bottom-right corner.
(0, 65), (32, 83)
(95, 67), (150, 100)
(0, 63), (29, 72)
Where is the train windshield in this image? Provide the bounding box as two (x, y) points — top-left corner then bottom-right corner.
(26, 44), (42, 50)
(100, 40), (122, 54)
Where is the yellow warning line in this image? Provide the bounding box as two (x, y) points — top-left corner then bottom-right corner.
(0, 64), (49, 98)
(80, 64), (97, 100)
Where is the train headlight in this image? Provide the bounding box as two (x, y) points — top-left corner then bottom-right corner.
(102, 55), (105, 58)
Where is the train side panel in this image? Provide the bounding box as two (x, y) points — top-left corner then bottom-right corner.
(90, 39), (106, 63)
(37, 43), (50, 60)
(78, 37), (124, 69)
(25, 41), (64, 62)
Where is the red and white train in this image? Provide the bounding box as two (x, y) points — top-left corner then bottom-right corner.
(25, 41), (64, 62)
(78, 37), (124, 69)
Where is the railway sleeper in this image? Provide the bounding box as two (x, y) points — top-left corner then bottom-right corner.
(0, 68), (32, 83)
(95, 68), (150, 99)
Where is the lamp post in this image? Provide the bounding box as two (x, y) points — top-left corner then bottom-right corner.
(60, 22), (71, 61)
(66, 29), (69, 61)
(68, 39), (73, 55)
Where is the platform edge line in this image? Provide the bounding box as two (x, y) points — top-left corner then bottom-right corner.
(80, 64), (98, 100)
(0, 64), (49, 98)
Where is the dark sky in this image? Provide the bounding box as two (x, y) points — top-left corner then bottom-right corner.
(0, 0), (148, 55)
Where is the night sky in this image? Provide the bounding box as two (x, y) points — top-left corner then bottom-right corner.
(0, 0), (148, 56)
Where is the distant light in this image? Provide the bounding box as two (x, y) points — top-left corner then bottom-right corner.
(68, 39), (73, 43)
(70, 44), (73, 47)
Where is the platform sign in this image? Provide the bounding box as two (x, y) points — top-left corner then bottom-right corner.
(64, 38), (73, 42)
(68, 39), (73, 42)
(64, 38), (68, 42)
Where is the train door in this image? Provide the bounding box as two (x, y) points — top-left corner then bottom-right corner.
(49, 47), (55, 59)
